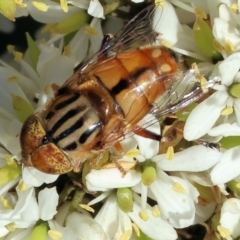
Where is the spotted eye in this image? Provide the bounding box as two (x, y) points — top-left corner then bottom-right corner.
(20, 114), (46, 156)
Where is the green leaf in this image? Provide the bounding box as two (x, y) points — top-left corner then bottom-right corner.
(26, 32), (40, 70)
(52, 11), (90, 34)
(220, 136), (240, 149)
(193, 17), (221, 58)
(0, 0), (16, 21)
(30, 222), (48, 240)
(11, 94), (34, 123)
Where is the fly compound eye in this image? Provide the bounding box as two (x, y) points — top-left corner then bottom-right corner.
(20, 114), (46, 157)
(30, 143), (73, 174)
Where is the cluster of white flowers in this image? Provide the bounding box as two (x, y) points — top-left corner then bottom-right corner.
(1, 0), (240, 239)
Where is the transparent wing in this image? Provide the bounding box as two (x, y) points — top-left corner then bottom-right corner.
(62, 3), (163, 88)
(103, 68), (208, 145)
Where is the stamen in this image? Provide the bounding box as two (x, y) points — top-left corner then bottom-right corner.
(217, 225), (231, 238)
(221, 107), (233, 116)
(44, 84), (52, 95)
(125, 149), (140, 158)
(225, 40), (235, 55)
(120, 230), (132, 240)
(0, 196), (13, 209)
(14, 52), (23, 62)
(79, 204), (95, 213)
(139, 211), (149, 221)
(7, 76), (18, 82)
(5, 222), (16, 232)
(172, 182), (186, 193)
(32, 1), (48, 12)
(84, 26), (98, 35)
(195, 7), (207, 19)
(230, 3), (238, 13)
(7, 45), (15, 53)
(48, 230), (63, 240)
(60, 0), (68, 13)
(166, 146), (174, 160)
(5, 154), (17, 168)
(213, 39), (224, 53)
(18, 181), (28, 191)
(132, 223), (140, 237)
(14, 0), (27, 7)
(152, 205), (161, 217)
(64, 45), (71, 57)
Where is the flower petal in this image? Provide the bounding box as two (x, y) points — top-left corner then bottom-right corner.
(209, 122), (240, 136)
(86, 169), (141, 191)
(66, 212), (108, 239)
(149, 170), (198, 228)
(153, 145), (221, 172)
(128, 194), (177, 240)
(22, 167), (59, 187)
(38, 187), (58, 221)
(220, 198), (240, 239)
(211, 146), (240, 184)
(218, 52), (240, 86)
(184, 91), (228, 140)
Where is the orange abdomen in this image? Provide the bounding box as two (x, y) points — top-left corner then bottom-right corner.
(90, 47), (179, 125)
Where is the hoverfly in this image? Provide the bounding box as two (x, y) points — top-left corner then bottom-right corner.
(20, 3), (208, 174)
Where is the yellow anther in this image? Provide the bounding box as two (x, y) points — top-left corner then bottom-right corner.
(166, 146), (174, 160)
(225, 40), (235, 56)
(213, 39), (224, 53)
(44, 84), (52, 95)
(7, 45), (15, 53)
(173, 182), (186, 194)
(195, 7), (207, 19)
(32, 1), (48, 12)
(132, 223), (140, 237)
(60, 0), (68, 13)
(160, 40), (172, 48)
(200, 77), (209, 93)
(221, 107), (233, 116)
(84, 26), (98, 35)
(7, 76), (18, 82)
(125, 149), (140, 158)
(14, 0), (27, 7)
(139, 211), (149, 221)
(64, 45), (71, 57)
(5, 222), (16, 232)
(0, 196), (13, 209)
(48, 230), (63, 240)
(217, 225), (231, 238)
(18, 181), (28, 191)
(231, 3), (238, 13)
(5, 155), (18, 168)
(155, 0), (165, 9)
(120, 230), (132, 240)
(79, 204), (95, 213)
(14, 52), (23, 62)
(236, 183), (240, 188)
(152, 205), (161, 217)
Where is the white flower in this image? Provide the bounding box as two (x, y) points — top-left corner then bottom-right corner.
(94, 194), (177, 240)
(218, 198), (240, 239)
(184, 53), (240, 140)
(211, 146), (240, 185)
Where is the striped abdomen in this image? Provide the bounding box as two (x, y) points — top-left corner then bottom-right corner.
(89, 46), (179, 125)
